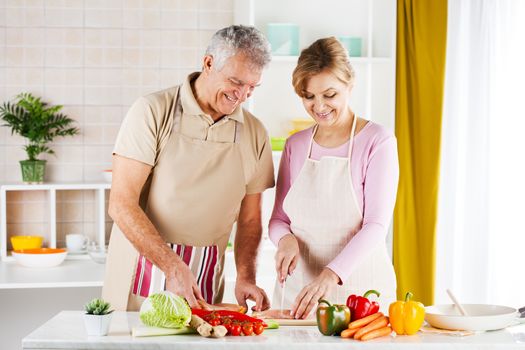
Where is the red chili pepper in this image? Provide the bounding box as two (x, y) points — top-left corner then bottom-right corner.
(191, 308), (211, 318)
(190, 308), (267, 327)
(346, 289), (381, 321)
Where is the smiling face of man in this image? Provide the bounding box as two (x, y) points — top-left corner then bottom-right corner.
(198, 52), (262, 121)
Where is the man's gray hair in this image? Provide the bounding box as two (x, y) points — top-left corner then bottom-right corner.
(205, 25), (271, 71)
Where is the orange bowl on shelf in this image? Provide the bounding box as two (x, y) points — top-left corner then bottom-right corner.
(12, 248), (68, 268)
(10, 235), (44, 250)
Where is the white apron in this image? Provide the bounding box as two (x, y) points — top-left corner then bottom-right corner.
(273, 116), (397, 313)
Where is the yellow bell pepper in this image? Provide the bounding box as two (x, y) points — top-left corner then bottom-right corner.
(388, 292), (425, 335)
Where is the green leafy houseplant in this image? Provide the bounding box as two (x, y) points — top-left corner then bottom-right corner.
(85, 298), (113, 315)
(84, 298), (114, 336)
(0, 92), (79, 183)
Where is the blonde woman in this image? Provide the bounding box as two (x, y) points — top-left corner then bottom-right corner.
(269, 37), (398, 319)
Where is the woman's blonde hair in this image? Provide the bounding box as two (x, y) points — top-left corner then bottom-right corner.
(292, 37), (355, 97)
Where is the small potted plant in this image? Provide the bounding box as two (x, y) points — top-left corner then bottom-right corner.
(83, 298), (113, 336)
(0, 92), (79, 184)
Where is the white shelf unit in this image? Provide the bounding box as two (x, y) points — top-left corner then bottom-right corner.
(0, 183), (111, 261)
(233, 0), (397, 137)
(0, 259), (105, 289)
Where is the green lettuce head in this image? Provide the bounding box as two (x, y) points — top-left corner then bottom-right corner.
(139, 291), (191, 328)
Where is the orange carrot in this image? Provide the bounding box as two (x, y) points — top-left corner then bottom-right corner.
(360, 326), (392, 341)
(340, 328), (359, 338)
(348, 312), (383, 329)
(354, 316), (388, 340)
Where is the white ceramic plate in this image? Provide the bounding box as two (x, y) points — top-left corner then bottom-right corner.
(67, 249), (87, 255)
(12, 248), (68, 268)
(425, 304), (518, 331)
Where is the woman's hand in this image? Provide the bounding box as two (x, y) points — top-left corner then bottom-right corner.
(275, 234), (300, 283)
(291, 268), (340, 319)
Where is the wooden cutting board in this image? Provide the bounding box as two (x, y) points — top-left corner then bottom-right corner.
(267, 318), (317, 326)
(252, 310), (317, 326)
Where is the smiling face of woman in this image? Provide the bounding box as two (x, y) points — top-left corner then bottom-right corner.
(301, 69), (353, 128)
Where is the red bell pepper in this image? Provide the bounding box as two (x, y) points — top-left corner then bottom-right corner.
(346, 289), (381, 321)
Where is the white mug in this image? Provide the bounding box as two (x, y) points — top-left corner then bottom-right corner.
(66, 233), (88, 252)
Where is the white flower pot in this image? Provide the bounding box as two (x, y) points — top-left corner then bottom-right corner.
(83, 313), (113, 336)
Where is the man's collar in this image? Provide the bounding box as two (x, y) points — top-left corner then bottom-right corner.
(180, 72), (244, 123)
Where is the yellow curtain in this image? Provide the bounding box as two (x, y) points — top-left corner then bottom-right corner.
(393, 0), (448, 306)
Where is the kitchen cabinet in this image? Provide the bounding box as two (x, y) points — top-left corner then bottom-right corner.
(233, 0), (397, 137)
(22, 311), (525, 350)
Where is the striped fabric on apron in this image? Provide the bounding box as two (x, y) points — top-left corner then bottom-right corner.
(132, 244), (219, 303)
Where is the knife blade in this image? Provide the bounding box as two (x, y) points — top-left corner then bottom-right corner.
(280, 279), (286, 318)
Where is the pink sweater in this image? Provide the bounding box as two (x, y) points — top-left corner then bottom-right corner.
(269, 122), (399, 284)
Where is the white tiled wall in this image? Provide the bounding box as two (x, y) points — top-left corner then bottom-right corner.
(0, 0), (234, 247)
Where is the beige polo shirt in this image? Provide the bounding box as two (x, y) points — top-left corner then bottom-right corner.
(113, 72), (275, 195)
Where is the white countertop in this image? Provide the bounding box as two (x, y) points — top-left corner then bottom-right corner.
(22, 311), (525, 350)
(0, 260), (105, 289)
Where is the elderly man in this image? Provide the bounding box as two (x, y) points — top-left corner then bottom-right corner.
(103, 25), (274, 312)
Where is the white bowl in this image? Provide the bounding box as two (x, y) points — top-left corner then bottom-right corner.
(425, 304), (518, 331)
(87, 245), (107, 264)
(12, 248), (68, 268)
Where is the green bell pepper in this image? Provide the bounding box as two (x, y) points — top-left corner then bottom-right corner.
(316, 299), (351, 336)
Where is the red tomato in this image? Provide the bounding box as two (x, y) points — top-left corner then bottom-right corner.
(222, 317), (232, 325)
(208, 318), (221, 327)
(253, 322), (264, 335)
(230, 324), (242, 336)
(242, 322), (253, 336)
(223, 323), (232, 334)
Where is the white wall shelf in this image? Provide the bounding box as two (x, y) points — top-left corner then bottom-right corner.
(0, 260), (105, 289)
(1, 183), (111, 261)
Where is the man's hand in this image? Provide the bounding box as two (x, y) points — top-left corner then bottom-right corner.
(233, 193), (269, 311)
(165, 260), (205, 308)
(235, 278), (270, 312)
(275, 234), (300, 283)
(290, 268), (339, 319)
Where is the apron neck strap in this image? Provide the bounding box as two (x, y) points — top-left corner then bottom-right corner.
(306, 124), (318, 158)
(347, 112), (357, 158)
(306, 112), (358, 159)
(173, 88), (183, 133)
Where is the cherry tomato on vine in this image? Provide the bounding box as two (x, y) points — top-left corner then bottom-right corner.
(230, 323), (242, 336)
(223, 323), (232, 334)
(253, 322), (264, 335)
(208, 318), (221, 327)
(242, 322), (254, 336)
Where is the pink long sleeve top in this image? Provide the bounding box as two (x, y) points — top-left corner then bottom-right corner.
(269, 121), (399, 284)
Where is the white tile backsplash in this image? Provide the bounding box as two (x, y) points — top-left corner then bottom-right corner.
(1, 0), (236, 272)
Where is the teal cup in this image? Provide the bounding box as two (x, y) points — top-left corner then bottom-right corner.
(267, 23), (300, 56)
(338, 36), (362, 57)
